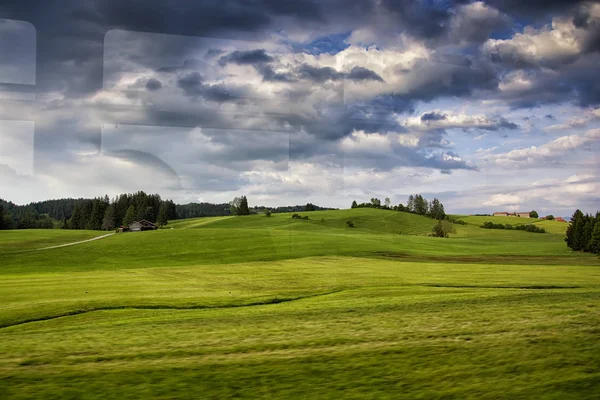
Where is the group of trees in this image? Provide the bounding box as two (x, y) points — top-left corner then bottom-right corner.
(229, 196), (250, 216)
(351, 195), (446, 220)
(68, 192), (177, 231)
(480, 221), (546, 233)
(566, 210), (600, 254)
(0, 199), (58, 229)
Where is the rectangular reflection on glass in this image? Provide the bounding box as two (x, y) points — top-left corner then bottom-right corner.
(0, 120), (34, 176)
(0, 19), (36, 101)
(101, 124), (290, 195)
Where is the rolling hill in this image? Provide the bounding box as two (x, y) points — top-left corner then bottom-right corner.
(1, 208), (598, 399)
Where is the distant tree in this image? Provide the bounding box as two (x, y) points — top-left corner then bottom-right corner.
(305, 203), (316, 212)
(384, 198), (391, 208)
(546, 214), (554, 220)
(370, 198), (381, 208)
(351, 200), (358, 209)
(0, 204), (5, 230)
(237, 196), (250, 215)
(414, 195), (428, 215)
(407, 195), (415, 212)
(530, 210), (539, 218)
(264, 209), (272, 217)
(428, 198), (445, 220)
(590, 220), (600, 254)
(123, 205), (136, 226)
(432, 220), (456, 238)
(101, 205), (116, 231)
(582, 217), (595, 252)
(566, 209), (584, 251)
(157, 204), (168, 227)
(397, 203), (405, 212)
(86, 198), (108, 230)
(230, 197), (242, 215)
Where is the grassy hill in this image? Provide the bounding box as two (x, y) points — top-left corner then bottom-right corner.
(1, 208), (599, 398)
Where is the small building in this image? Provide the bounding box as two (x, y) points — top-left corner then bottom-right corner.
(129, 220), (158, 232)
(555, 217), (567, 222)
(493, 211), (531, 218)
(513, 212), (530, 218)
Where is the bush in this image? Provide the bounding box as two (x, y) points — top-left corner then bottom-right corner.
(264, 210), (271, 217)
(501, 223), (547, 233)
(346, 220), (355, 228)
(292, 214), (308, 220)
(431, 220), (456, 238)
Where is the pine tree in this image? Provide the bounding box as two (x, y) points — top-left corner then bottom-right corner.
(237, 196), (250, 215)
(589, 220), (600, 254)
(124, 205), (136, 226)
(86, 199), (107, 230)
(157, 204), (168, 227)
(407, 195), (415, 212)
(582, 217), (594, 252)
(566, 209), (584, 251)
(101, 205), (116, 231)
(351, 200), (358, 209)
(0, 204), (5, 230)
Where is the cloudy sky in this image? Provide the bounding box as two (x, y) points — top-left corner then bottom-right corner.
(0, 0), (599, 215)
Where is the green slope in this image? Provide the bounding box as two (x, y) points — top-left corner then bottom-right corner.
(0, 209), (594, 275)
(1, 209), (599, 399)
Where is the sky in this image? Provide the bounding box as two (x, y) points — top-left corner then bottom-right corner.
(0, 0), (599, 216)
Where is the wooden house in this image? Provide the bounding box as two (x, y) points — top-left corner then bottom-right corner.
(129, 220), (158, 232)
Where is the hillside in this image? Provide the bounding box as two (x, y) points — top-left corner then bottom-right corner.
(1, 208), (599, 399)
(0, 209), (592, 275)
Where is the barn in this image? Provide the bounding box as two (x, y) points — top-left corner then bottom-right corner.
(129, 220), (158, 232)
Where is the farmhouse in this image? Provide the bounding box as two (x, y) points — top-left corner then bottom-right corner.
(493, 212), (531, 218)
(129, 220), (158, 232)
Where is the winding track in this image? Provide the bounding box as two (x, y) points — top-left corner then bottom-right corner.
(35, 233), (115, 251)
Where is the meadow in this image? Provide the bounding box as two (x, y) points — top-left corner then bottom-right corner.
(0, 209), (599, 399)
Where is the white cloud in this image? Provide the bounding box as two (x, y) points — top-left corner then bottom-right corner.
(489, 128), (600, 168)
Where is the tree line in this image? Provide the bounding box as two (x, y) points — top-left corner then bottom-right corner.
(351, 194), (446, 220)
(566, 210), (600, 255)
(0, 193), (336, 230)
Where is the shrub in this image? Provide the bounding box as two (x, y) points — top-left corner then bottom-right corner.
(431, 220), (456, 238)
(346, 220), (355, 228)
(264, 210), (271, 217)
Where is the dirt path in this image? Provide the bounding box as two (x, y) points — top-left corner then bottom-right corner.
(35, 233), (115, 251)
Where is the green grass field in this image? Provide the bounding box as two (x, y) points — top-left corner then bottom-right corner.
(1, 209), (598, 399)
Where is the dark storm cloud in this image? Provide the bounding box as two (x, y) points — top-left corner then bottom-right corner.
(498, 53), (600, 108)
(498, 118), (518, 130)
(483, 0), (587, 18)
(176, 72), (249, 102)
(157, 59), (205, 73)
(346, 66), (384, 82)
(295, 64), (384, 83)
(256, 64), (296, 82)
(145, 78), (162, 91)
(176, 72), (204, 97)
(297, 64), (345, 82)
(421, 112), (447, 122)
(218, 49), (274, 66)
